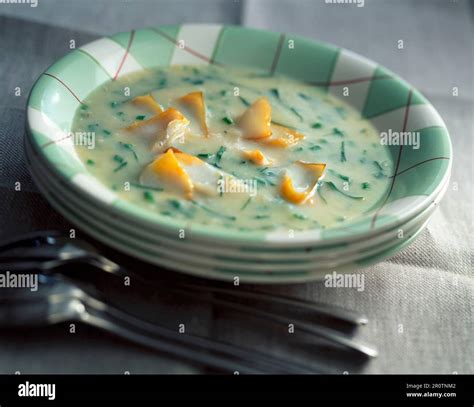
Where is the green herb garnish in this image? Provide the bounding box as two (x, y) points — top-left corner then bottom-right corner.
(239, 96), (251, 107)
(183, 78), (205, 85)
(113, 161), (127, 172)
(324, 181), (364, 200)
(290, 107), (303, 121)
(328, 169), (351, 183)
(135, 115), (146, 121)
(333, 127), (345, 137)
(222, 116), (234, 125)
(311, 122), (323, 129)
(241, 197), (252, 211)
(293, 213), (307, 220)
(119, 142), (138, 161)
(340, 141), (347, 162)
(113, 154), (125, 164)
(130, 182), (163, 192)
(86, 159), (94, 166)
(143, 191), (154, 203)
(197, 153), (213, 159)
(361, 182), (370, 190)
(191, 200), (236, 221)
(270, 88), (280, 99)
(168, 199), (194, 218)
(215, 146), (226, 164)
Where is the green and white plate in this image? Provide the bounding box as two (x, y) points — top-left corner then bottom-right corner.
(25, 24), (452, 282)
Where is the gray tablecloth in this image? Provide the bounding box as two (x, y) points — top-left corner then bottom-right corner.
(0, 0), (472, 374)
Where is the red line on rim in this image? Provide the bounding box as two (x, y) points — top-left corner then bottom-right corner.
(113, 30), (135, 81)
(43, 73), (84, 105)
(370, 89), (413, 229)
(153, 28), (217, 64)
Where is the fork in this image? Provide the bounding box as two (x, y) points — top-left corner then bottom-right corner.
(0, 231), (378, 358)
(0, 274), (317, 374)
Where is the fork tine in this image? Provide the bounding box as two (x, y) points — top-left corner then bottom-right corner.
(79, 293), (323, 374)
(167, 287), (378, 358)
(178, 282), (368, 325)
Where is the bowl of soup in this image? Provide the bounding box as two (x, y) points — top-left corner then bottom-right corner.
(25, 25), (451, 281)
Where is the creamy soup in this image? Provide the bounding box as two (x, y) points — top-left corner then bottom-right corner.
(73, 65), (393, 232)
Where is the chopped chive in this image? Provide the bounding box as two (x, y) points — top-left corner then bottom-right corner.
(103, 129), (111, 136)
(197, 153), (213, 159)
(258, 167), (277, 177)
(143, 191), (154, 203)
(298, 93), (310, 100)
(328, 169), (351, 183)
(293, 213), (307, 220)
(113, 154), (125, 164)
(222, 116), (234, 125)
(254, 215), (270, 220)
(271, 120), (297, 130)
(158, 78), (167, 88)
(241, 197), (252, 211)
(270, 88), (280, 99)
(324, 181), (364, 200)
(340, 141), (347, 162)
(215, 146), (226, 164)
(333, 127), (345, 137)
(373, 160), (385, 171)
(113, 161), (127, 172)
(309, 144), (322, 151)
(311, 122), (323, 129)
(317, 185), (327, 204)
(135, 115), (146, 121)
(220, 89), (229, 97)
(131, 182), (164, 192)
(191, 200), (236, 221)
(168, 199), (194, 218)
(119, 142), (138, 161)
(86, 159), (95, 166)
(290, 107), (304, 121)
(80, 104), (89, 111)
(361, 182), (370, 190)
(183, 77), (204, 85)
(239, 96), (251, 107)
(110, 101), (119, 108)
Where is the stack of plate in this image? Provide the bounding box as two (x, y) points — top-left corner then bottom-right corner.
(25, 25), (452, 283)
